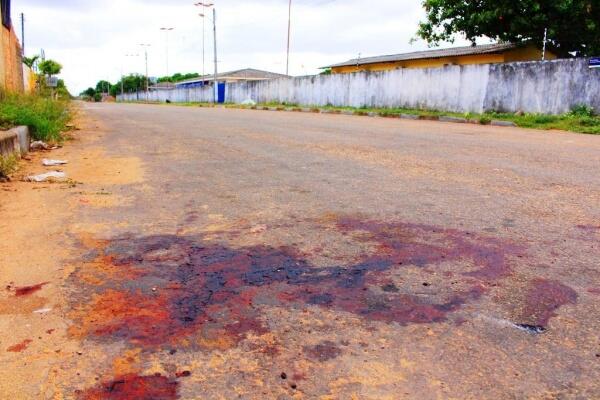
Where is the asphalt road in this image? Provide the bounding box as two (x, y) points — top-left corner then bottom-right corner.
(5, 102), (600, 399)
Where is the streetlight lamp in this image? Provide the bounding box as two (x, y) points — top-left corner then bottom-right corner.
(194, 2), (213, 79)
(139, 44), (151, 101)
(160, 27), (175, 79)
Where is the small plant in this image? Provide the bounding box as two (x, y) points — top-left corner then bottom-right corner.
(568, 104), (595, 118)
(479, 116), (492, 125)
(0, 153), (19, 178)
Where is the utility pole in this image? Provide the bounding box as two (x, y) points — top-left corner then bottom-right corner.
(20, 13), (25, 56)
(542, 28), (548, 61)
(213, 7), (218, 103)
(139, 44), (151, 101)
(286, 0), (292, 76)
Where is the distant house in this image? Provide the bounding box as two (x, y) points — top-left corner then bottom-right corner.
(173, 68), (288, 89)
(323, 43), (557, 74)
(149, 68), (288, 91)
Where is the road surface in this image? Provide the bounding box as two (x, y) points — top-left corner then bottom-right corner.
(1, 102), (600, 399)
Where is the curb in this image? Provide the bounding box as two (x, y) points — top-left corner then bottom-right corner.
(232, 105), (521, 128)
(144, 101), (524, 129)
(0, 126), (30, 158)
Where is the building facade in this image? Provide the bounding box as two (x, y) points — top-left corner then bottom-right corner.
(325, 43), (557, 74)
(0, 0), (24, 93)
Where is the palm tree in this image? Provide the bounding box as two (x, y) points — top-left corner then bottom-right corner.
(23, 55), (40, 70)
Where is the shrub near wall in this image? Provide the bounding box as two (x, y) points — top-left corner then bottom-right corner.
(0, 94), (70, 142)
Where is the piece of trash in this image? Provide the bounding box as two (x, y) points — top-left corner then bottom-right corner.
(477, 314), (548, 335)
(515, 324), (547, 334)
(241, 99), (257, 106)
(33, 308), (52, 314)
(42, 159), (68, 166)
(250, 224), (267, 234)
(30, 141), (51, 151)
(26, 171), (67, 182)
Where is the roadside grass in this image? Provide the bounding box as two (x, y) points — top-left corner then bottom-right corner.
(123, 99), (600, 135)
(0, 153), (19, 178)
(0, 94), (71, 142)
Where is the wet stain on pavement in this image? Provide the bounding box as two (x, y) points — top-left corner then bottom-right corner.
(14, 282), (49, 297)
(77, 373), (179, 400)
(68, 217), (526, 351)
(304, 341), (343, 362)
(520, 278), (578, 327)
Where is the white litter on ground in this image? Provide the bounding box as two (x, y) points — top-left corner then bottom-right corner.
(42, 159), (69, 166)
(26, 171), (67, 182)
(241, 99), (257, 106)
(30, 141), (51, 151)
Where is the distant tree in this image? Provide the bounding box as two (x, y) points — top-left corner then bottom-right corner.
(320, 68), (332, 75)
(417, 0), (600, 57)
(82, 87), (96, 98)
(157, 72), (200, 83)
(38, 59), (62, 76)
(95, 80), (111, 94)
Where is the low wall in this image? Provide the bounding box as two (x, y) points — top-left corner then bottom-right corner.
(0, 126), (29, 157)
(118, 59), (600, 115)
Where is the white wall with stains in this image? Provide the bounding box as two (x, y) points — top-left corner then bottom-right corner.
(118, 59), (600, 115)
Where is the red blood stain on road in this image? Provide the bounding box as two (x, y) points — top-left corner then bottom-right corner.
(522, 278), (578, 327)
(77, 373), (179, 400)
(14, 282), (49, 296)
(7, 339), (33, 352)
(68, 217), (525, 350)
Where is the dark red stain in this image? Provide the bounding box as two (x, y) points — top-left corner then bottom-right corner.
(522, 278), (578, 327)
(7, 339), (33, 352)
(304, 341), (342, 362)
(77, 373), (179, 400)
(576, 224), (600, 233)
(69, 217), (523, 350)
(587, 287), (600, 296)
(14, 282), (49, 296)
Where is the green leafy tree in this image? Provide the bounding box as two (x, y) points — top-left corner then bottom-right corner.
(95, 80), (111, 94)
(82, 87), (96, 98)
(417, 0), (600, 57)
(157, 72), (200, 83)
(38, 59), (63, 76)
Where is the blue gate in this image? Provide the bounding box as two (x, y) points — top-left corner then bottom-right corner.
(217, 82), (226, 103)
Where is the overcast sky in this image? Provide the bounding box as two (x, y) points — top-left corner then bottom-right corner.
(13, 0), (473, 94)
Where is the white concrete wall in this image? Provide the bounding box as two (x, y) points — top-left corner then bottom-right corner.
(118, 59), (600, 115)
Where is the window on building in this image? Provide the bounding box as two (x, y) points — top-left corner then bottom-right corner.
(1, 0), (11, 29)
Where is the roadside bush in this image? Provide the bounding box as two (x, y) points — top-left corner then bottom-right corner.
(0, 94), (70, 142)
(568, 104), (595, 118)
(0, 153), (19, 178)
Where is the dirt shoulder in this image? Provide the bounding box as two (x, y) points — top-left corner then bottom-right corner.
(0, 105), (145, 398)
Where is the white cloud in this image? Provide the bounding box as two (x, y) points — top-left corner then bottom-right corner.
(13, 0), (463, 94)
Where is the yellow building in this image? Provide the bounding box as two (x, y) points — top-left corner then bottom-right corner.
(325, 43), (556, 74)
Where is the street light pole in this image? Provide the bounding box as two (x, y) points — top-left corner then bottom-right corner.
(160, 27), (174, 78)
(213, 7), (218, 103)
(286, 0), (292, 76)
(194, 3), (214, 80)
(139, 44), (151, 101)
